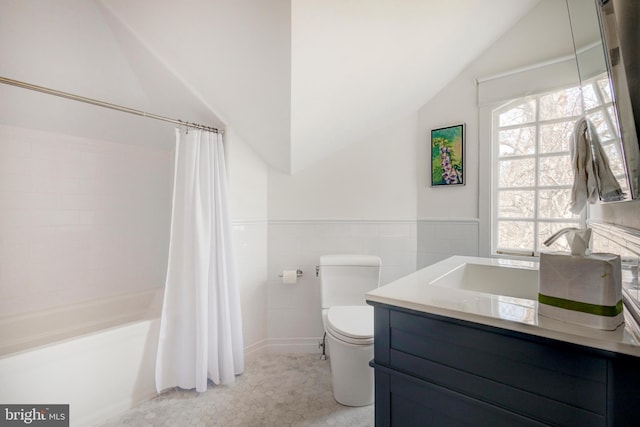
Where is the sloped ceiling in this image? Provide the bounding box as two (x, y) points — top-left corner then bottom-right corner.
(100, 0), (293, 172)
(102, 0), (540, 174)
(1, 0), (541, 173)
(0, 0), (221, 149)
(290, 0), (540, 172)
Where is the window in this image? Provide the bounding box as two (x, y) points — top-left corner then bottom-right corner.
(491, 74), (623, 256)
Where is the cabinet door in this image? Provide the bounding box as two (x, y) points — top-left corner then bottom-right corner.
(387, 371), (549, 427)
(371, 305), (610, 427)
(389, 310), (607, 418)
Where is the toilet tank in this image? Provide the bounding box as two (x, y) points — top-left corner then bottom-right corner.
(320, 254), (382, 309)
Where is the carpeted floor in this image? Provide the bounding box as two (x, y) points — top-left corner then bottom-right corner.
(97, 353), (374, 427)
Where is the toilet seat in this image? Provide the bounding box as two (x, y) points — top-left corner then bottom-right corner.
(326, 306), (374, 345)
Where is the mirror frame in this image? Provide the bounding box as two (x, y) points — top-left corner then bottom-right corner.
(594, 0), (640, 200)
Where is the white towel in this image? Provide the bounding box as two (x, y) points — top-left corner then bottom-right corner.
(569, 117), (624, 214)
(590, 120), (625, 202)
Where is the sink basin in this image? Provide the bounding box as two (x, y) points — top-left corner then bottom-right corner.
(429, 263), (539, 300)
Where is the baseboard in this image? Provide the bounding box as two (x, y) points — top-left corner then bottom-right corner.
(244, 337), (323, 361)
(244, 339), (269, 361)
(76, 392), (156, 427)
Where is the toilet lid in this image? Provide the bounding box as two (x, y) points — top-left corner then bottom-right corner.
(326, 306), (374, 344)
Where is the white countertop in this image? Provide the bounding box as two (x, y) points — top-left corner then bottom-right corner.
(366, 256), (640, 357)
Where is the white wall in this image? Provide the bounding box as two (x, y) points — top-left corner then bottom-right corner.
(1, 0), (272, 357)
(268, 114), (418, 221)
(417, 219), (479, 269)
(0, 117), (272, 356)
(263, 0), (581, 344)
(417, 0), (577, 256)
(227, 129), (269, 222)
(265, 114), (418, 350)
(226, 128), (269, 355)
(6, 0), (633, 361)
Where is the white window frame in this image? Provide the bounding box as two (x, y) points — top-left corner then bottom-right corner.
(477, 49), (621, 258)
(488, 78), (619, 257)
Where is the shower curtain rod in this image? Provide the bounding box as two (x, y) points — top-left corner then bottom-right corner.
(0, 76), (221, 134)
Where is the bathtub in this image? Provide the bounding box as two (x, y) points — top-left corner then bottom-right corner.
(0, 289), (163, 427)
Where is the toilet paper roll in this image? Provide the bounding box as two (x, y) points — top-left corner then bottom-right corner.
(282, 270), (298, 284)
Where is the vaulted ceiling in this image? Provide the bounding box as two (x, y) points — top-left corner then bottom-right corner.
(1, 0), (541, 174)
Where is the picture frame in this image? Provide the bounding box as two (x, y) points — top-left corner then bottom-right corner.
(431, 123), (465, 186)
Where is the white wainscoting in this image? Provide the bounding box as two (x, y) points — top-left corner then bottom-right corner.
(417, 219), (480, 269)
(589, 220), (640, 326)
(266, 220), (417, 352)
(590, 220), (640, 258)
(235, 218), (479, 354)
(232, 220), (268, 358)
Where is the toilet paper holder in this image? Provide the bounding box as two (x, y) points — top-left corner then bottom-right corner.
(278, 269), (303, 278)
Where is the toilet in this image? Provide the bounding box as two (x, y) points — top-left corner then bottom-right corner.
(320, 254), (382, 406)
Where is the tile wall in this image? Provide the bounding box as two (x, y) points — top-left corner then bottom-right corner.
(232, 220), (268, 355)
(266, 220), (417, 351)
(417, 219), (480, 269)
(590, 220), (640, 321)
(0, 125), (171, 316)
(259, 219), (480, 351)
(0, 123), (482, 354)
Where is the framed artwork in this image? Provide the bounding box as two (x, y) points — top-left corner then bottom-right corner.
(431, 123), (464, 186)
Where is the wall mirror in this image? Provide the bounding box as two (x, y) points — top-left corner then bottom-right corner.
(566, 0), (640, 201)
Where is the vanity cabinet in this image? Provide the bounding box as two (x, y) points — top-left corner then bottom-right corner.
(369, 303), (640, 427)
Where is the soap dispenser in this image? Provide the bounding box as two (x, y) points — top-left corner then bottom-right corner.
(538, 227), (623, 330)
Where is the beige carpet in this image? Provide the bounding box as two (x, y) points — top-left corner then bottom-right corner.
(97, 353), (374, 427)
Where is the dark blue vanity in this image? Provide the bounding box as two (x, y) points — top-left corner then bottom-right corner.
(365, 256), (640, 427)
(368, 303), (640, 426)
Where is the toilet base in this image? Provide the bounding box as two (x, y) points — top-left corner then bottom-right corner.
(325, 331), (374, 406)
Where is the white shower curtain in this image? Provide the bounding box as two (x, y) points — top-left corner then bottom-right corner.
(155, 128), (244, 393)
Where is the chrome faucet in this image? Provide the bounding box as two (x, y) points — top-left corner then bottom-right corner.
(543, 227), (591, 256)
